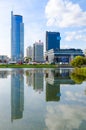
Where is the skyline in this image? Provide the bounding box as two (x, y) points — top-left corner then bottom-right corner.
(0, 0), (86, 57)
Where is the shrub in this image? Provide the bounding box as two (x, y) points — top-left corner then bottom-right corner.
(70, 56), (86, 67)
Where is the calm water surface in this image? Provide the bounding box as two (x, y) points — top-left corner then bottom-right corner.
(0, 68), (86, 130)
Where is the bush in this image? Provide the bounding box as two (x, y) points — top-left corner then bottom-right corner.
(70, 56), (86, 67)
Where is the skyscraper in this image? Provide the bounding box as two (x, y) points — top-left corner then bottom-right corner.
(33, 40), (44, 62)
(26, 46), (33, 59)
(11, 11), (24, 62)
(46, 31), (61, 51)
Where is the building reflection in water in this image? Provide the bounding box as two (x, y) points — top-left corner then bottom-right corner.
(26, 70), (32, 86)
(26, 69), (44, 93)
(46, 82), (60, 102)
(0, 70), (9, 78)
(32, 70), (44, 93)
(45, 69), (75, 102)
(11, 69), (24, 122)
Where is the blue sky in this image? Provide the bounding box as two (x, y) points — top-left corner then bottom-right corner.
(0, 0), (86, 57)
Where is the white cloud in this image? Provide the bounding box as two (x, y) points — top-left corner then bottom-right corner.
(65, 31), (76, 41)
(45, 104), (86, 130)
(45, 0), (86, 27)
(65, 90), (86, 104)
(45, 85), (86, 130)
(65, 30), (86, 41)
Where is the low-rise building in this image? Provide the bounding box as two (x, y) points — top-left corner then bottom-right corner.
(0, 55), (9, 63)
(45, 48), (84, 64)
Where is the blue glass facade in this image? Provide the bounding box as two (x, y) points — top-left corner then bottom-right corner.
(46, 31), (61, 51)
(11, 11), (24, 62)
(45, 48), (84, 63)
(11, 70), (24, 121)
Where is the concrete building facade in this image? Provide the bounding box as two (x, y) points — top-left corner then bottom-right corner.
(33, 40), (44, 62)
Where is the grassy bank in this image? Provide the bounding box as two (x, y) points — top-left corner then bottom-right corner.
(0, 64), (57, 68)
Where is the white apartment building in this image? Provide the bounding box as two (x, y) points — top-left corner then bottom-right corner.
(26, 46), (33, 59)
(33, 40), (44, 62)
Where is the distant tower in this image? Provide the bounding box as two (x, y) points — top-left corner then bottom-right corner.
(26, 46), (33, 59)
(11, 11), (24, 62)
(46, 31), (61, 51)
(33, 40), (44, 62)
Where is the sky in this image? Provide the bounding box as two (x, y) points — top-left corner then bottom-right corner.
(0, 0), (86, 57)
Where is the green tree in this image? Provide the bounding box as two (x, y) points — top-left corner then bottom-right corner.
(70, 56), (86, 67)
(24, 57), (32, 63)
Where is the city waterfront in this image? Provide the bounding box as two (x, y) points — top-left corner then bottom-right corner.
(0, 68), (86, 130)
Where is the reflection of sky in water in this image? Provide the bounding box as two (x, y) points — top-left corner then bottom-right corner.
(45, 104), (86, 130)
(45, 81), (86, 130)
(0, 68), (86, 130)
(60, 82), (86, 106)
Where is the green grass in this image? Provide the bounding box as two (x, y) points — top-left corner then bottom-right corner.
(0, 64), (57, 68)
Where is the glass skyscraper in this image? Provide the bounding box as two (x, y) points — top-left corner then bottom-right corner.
(11, 11), (24, 62)
(46, 31), (61, 51)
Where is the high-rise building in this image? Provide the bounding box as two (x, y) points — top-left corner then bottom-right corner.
(11, 11), (24, 62)
(33, 40), (44, 62)
(46, 31), (61, 51)
(26, 46), (33, 59)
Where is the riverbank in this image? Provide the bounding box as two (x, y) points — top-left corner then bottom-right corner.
(0, 64), (73, 68)
(0, 64), (57, 68)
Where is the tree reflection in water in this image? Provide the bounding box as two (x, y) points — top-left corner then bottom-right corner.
(70, 72), (86, 84)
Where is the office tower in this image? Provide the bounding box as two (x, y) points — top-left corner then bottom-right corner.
(33, 40), (44, 62)
(26, 46), (33, 59)
(11, 11), (24, 62)
(46, 31), (61, 51)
